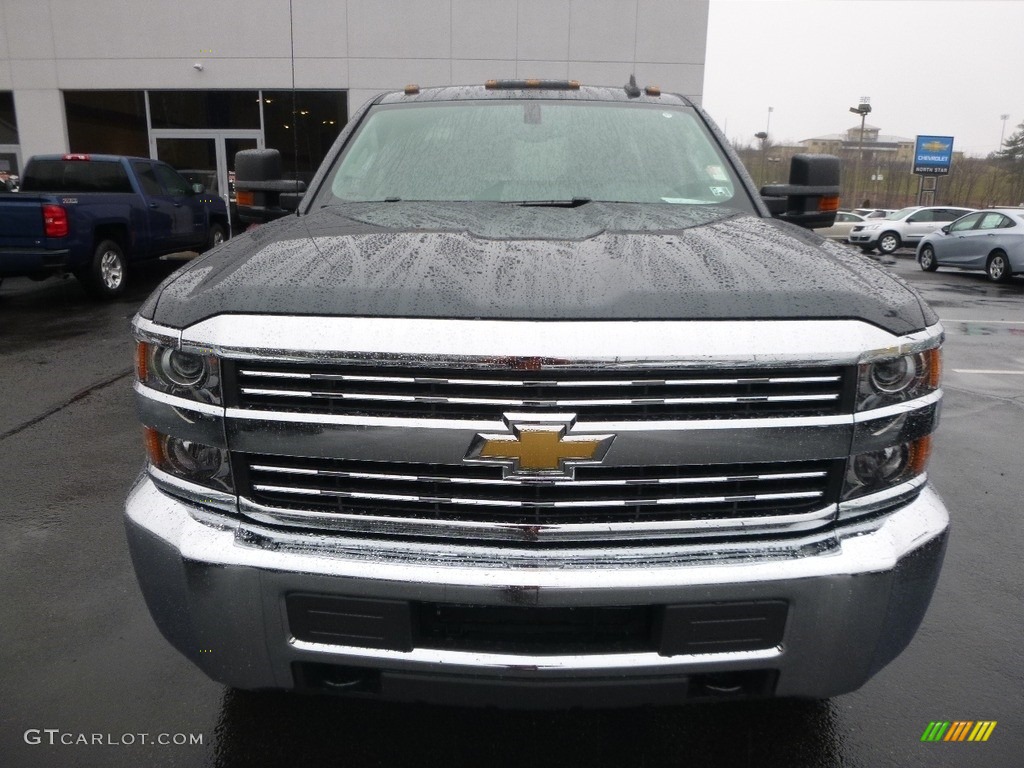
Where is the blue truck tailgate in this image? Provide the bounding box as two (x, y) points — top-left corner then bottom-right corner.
(0, 195), (49, 244)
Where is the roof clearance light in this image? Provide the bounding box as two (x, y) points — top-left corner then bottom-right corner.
(404, 84), (420, 95)
(644, 85), (662, 96)
(485, 80), (581, 91)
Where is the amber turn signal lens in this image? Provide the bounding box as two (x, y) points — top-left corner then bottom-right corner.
(135, 341), (149, 382)
(908, 434), (932, 475)
(143, 427), (164, 465)
(926, 347), (942, 389)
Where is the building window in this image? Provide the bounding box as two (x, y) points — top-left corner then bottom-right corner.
(0, 90), (18, 181)
(64, 90), (148, 156)
(58, 88), (346, 184)
(0, 91), (17, 143)
(149, 90), (261, 130)
(261, 91), (348, 184)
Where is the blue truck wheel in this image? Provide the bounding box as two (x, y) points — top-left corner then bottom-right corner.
(77, 239), (127, 298)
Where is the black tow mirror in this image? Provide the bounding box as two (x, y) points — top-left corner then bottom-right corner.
(940, 225), (951, 235)
(760, 154), (841, 230)
(234, 149), (306, 224)
(279, 192), (303, 212)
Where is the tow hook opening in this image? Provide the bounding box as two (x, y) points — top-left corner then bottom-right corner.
(689, 670), (779, 699)
(295, 663), (381, 695)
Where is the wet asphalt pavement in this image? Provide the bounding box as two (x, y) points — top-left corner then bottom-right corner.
(1, 251), (1022, 767)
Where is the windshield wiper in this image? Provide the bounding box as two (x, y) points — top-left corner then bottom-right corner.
(514, 197), (592, 208)
(320, 198), (405, 207)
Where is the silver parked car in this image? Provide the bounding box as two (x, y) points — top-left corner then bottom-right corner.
(848, 206), (975, 255)
(917, 208), (1024, 282)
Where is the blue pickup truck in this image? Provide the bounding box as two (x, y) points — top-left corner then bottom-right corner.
(0, 154), (229, 297)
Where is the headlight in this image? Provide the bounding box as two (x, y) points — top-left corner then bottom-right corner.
(869, 356), (917, 392)
(144, 428), (233, 493)
(856, 347), (941, 411)
(136, 341), (221, 405)
(846, 342), (942, 502)
(842, 436), (931, 500)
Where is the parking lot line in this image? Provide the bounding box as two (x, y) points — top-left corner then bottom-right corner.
(943, 319), (1024, 324)
(951, 369), (1024, 375)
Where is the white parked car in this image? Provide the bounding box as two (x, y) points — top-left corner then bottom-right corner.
(848, 206), (975, 255)
(817, 211), (866, 241)
(851, 208), (895, 219)
(917, 208), (1024, 282)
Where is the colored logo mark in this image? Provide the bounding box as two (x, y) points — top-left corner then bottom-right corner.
(466, 417), (614, 479)
(921, 721), (997, 742)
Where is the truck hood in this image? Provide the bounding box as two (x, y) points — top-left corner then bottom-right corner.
(143, 202), (936, 335)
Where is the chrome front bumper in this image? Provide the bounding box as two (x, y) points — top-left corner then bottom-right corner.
(125, 475), (949, 706)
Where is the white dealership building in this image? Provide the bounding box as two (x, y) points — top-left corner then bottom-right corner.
(0, 0), (708, 196)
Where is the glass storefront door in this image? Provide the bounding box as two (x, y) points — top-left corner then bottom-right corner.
(150, 131), (262, 234)
(0, 146), (21, 191)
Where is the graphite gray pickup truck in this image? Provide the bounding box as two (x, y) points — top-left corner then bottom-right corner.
(126, 81), (948, 707)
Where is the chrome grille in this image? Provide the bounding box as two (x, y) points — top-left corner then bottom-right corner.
(240, 455), (841, 531)
(230, 362), (850, 420)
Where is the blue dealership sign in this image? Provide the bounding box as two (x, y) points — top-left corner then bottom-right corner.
(913, 135), (954, 175)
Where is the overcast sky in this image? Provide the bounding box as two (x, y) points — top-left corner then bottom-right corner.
(701, 0), (1023, 156)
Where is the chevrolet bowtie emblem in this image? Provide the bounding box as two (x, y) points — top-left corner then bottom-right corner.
(466, 416), (615, 479)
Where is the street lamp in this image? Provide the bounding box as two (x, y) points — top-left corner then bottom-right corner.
(755, 130), (768, 185)
(1000, 113), (1010, 152)
(849, 97), (872, 206)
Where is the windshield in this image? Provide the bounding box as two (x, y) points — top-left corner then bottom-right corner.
(316, 101), (753, 211)
(887, 207), (918, 220)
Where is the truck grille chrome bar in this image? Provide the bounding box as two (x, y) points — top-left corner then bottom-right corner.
(231, 362), (849, 420)
(239, 455), (841, 536)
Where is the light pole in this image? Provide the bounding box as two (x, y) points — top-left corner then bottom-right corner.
(849, 97), (872, 206)
(749, 107), (770, 186)
(1000, 113), (1010, 152)
(755, 131), (768, 186)
(754, 107), (773, 186)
